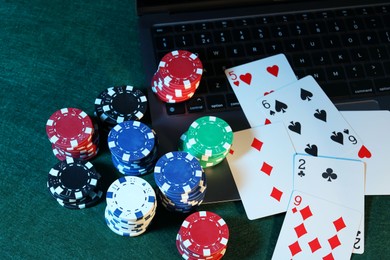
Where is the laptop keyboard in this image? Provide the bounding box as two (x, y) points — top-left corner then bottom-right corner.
(152, 4), (390, 115)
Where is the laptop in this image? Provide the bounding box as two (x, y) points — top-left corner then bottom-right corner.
(136, 0), (390, 203)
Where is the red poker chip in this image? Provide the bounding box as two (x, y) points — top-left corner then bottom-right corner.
(46, 108), (99, 160)
(158, 50), (203, 87)
(178, 211), (229, 258)
(46, 108), (94, 149)
(151, 73), (198, 103)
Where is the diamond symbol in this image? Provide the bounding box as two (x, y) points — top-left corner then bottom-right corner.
(299, 205), (313, 221)
(322, 252), (335, 260)
(333, 217), (346, 232)
(260, 162), (273, 176)
(328, 234), (341, 250)
(270, 187), (283, 202)
(308, 238), (322, 253)
(251, 138), (263, 151)
(288, 241), (302, 256)
(294, 223), (307, 238)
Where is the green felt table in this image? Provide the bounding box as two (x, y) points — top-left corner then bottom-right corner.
(1, 1), (389, 259)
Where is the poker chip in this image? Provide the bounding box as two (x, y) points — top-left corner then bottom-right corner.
(107, 120), (158, 176)
(151, 50), (203, 103)
(176, 211), (229, 259)
(179, 116), (233, 168)
(94, 85), (148, 130)
(154, 151), (207, 213)
(47, 157), (103, 209)
(105, 176), (157, 236)
(46, 108), (99, 160)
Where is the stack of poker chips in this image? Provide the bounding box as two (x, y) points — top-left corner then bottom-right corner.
(46, 108), (99, 160)
(47, 157), (103, 209)
(108, 120), (158, 176)
(179, 116), (233, 168)
(176, 211), (229, 259)
(154, 151), (207, 213)
(151, 50), (203, 103)
(94, 85), (148, 131)
(104, 176), (157, 237)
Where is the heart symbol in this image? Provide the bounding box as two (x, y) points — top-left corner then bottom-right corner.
(233, 81), (239, 86)
(239, 73), (252, 85)
(266, 65), (279, 77)
(358, 145), (372, 158)
(264, 118), (271, 125)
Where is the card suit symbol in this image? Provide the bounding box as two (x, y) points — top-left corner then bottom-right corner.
(275, 100), (288, 113)
(288, 241), (302, 257)
(314, 109), (327, 122)
(270, 110), (275, 116)
(299, 205), (313, 220)
(264, 90), (274, 96)
(323, 253), (335, 260)
(239, 73), (252, 85)
(328, 234), (342, 250)
(251, 138), (264, 151)
(308, 238), (322, 253)
(333, 217), (346, 232)
(343, 129), (349, 135)
(294, 223), (308, 238)
(288, 121), (301, 134)
(264, 118), (272, 125)
(322, 168), (337, 182)
(266, 65), (279, 77)
(330, 131), (344, 145)
(300, 88), (313, 101)
(233, 81), (240, 87)
(229, 149), (234, 155)
(358, 145), (372, 158)
(305, 144), (318, 157)
(270, 187), (283, 201)
(298, 170), (305, 177)
(261, 162), (273, 176)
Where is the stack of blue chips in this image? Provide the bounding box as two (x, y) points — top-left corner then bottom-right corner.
(108, 120), (158, 176)
(154, 151), (207, 213)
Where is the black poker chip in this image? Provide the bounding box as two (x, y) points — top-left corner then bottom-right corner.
(47, 157), (103, 209)
(94, 85), (148, 130)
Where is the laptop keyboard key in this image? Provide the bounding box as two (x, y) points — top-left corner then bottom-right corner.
(226, 93), (240, 108)
(175, 34), (194, 48)
(155, 36), (174, 51)
(194, 32), (214, 45)
(186, 96), (206, 113)
(326, 66), (346, 81)
(166, 103), (186, 115)
(206, 95), (226, 110)
(365, 63), (385, 77)
(214, 30), (232, 44)
(207, 77), (228, 93)
(350, 80), (375, 95)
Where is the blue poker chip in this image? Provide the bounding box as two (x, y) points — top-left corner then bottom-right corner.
(154, 151), (203, 194)
(108, 121), (155, 162)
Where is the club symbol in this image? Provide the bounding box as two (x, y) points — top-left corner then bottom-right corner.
(298, 170), (305, 177)
(322, 168), (337, 182)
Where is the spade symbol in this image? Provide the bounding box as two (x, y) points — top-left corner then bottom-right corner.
(288, 121), (301, 134)
(305, 144), (318, 156)
(275, 100), (288, 113)
(331, 131), (344, 145)
(343, 129), (350, 135)
(322, 168), (337, 182)
(314, 109), (327, 122)
(300, 88), (313, 101)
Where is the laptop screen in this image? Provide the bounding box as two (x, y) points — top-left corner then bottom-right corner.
(136, 0), (297, 15)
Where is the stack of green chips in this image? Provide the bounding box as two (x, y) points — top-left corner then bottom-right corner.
(179, 116), (233, 168)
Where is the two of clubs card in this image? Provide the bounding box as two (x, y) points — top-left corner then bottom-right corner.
(225, 53), (390, 257)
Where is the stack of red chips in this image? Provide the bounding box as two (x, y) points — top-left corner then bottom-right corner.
(176, 211), (229, 259)
(151, 50), (203, 103)
(46, 108), (99, 160)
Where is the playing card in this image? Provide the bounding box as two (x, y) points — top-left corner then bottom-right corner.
(256, 76), (371, 159)
(341, 110), (390, 195)
(226, 122), (296, 220)
(272, 190), (362, 260)
(225, 53), (297, 127)
(293, 154), (365, 254)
